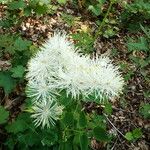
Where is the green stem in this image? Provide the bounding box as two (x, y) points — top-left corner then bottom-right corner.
(94, 1), (115, 40)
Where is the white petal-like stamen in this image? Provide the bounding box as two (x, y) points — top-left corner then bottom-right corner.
(31, 99), (63, 128)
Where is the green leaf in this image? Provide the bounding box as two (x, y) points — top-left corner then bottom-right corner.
(93, 126), (110, 141)
(73, 134), (80, 145)
(4, 137), (15, 150)
(139, 103), (150, 119)
(92, 115), (107, 129)
(57, 90), (73, 106)
(62, 112), (74, 127)
(40, 0), (51, 5)
(80, 133), (88, 150)
(10, 65), (25, 78)
(41, 128), (58, 146)
(125, 128), (142, 141)
(104, 103), (112, 115)
(79, 112), (87, 128)
(8, 0), (26, 10)
(0, 105), (9, 124)
(17, 132), (40, 147)
(125, 132), (134, 141)
(132, 128), (142, 139)
(57, 0), (67, 4)
(103, 28), (116, 38)
(35, 4), (48, 15)
(0, 72), (16, 94)
(0, 34), (15, 54)
(127, 37), (149, 52)
(140, 24), (150, 39)
(6, 119), (28, 134)
(14, 37), (32, 51)
(59, 140), (72, 150)
(0, 0), (11, 4)
(64, 140), (72, 150)
(71, 32), (94, 54)
(88, 5), (101, 16)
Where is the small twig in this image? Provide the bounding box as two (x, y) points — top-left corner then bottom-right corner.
(110, 138), (118, 150)
(104, 114), (125, 138)
(104, 114), (136, 148)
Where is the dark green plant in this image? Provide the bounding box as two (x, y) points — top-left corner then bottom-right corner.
(61, 13), (80, 27)
(0, 34), (36, 95)
(88, 0), (106, 16)
(139, 103), (150, 119)
(0, 0), (58, 29)
(71, 32), (95, 54)
(2, 94), (113, 150)
(125, 128), (143, 141)
(121, 0), (150, 31)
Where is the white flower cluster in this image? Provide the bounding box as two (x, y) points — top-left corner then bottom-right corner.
(26, 33), (124, 128)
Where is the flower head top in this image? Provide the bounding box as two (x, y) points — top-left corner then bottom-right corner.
(31, 99), (63, 128)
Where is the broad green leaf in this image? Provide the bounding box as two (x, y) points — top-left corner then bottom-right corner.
(73, 134), (80, 145)
(0, 34), (15, 54)
(0, 105), (9, 124)
(41, 128), (58, 146)
(132, 128), (142, 139)
(93, 126), (110, 141)
(103, 28), (116, 38)
(4, 137), (15, 150)
(80, 133), (88, 150)
(8, 0), (26, 10)
(59, 141), (72, 150)
(10, 65), (25, 78)
(17, 132), (39, 146)
(0, 0), (11, 3)
(79, 112), (87, 128)
(62, 112), (74, 127)
(40, 0), (51, 5)
(14, 37), (32, 51)
(97, 0), (106, 4)
(64, 140), (72, 150)
(71, 32), (94, 54)
(88, 5), (101, 16)
(0, 72), (16, 94)
(139, 103), (150, 119)
(35, 4), (48, 15)
(57, 0), (67, 4)
(92, 115), (107, 129)
(104, 103), (112, 115)
(140, 24), (150, 39)
(125, 132), (134, 141)
(57, 90), (73, 106)
(127, 37), (149, 52)
(6, 119), (28, 133)
(125, 128), (142, 141)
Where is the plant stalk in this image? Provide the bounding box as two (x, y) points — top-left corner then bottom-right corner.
(94, 1), (115, 40)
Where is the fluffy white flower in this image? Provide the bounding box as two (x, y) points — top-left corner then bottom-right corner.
(54, 55), (124, 99)
(31, 99), (63, 128)
(26, 50), (51, 81)
(27, 32), (124, 100)
(85, 56), (124, 98)
(26, 32), (124, 128)
(26, 80), (57, 103)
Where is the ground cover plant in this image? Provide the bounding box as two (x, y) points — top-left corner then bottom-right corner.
(0, 0), (149, 150)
